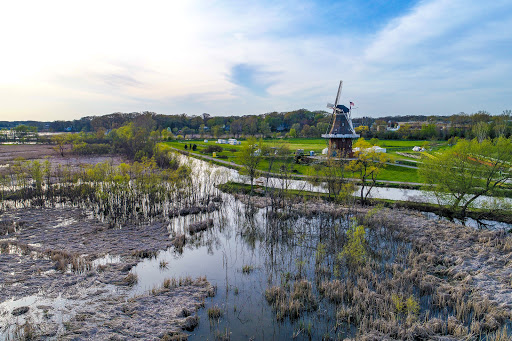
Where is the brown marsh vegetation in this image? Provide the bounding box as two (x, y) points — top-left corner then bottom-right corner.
(257, 198), (512, 339)
(1, 149), (511, 339)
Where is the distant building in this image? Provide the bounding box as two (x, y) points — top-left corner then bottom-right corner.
(353, 146), (386, 153)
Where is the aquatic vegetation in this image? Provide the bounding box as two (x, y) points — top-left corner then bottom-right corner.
(338, 223), (367, 266)
(255, 199), (512, 339)
(188, 219), (214, 234)
(207, 305), (222, 320)
(241, 265), (254, 274)
(123, 273), (138, 286)
(0, 156), (223, 227)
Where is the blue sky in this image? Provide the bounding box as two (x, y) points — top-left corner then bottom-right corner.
(0, 0), (511, 120)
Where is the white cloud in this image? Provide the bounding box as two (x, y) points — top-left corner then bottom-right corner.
(0, 0), (510, 120)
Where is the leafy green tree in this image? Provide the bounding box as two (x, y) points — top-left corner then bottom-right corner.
(230, 119), (243, 138)
(420, 123), (438, 139)
(347, 138), (390, 205)
(317, 122), (330, 135)
(288, 128), (297, 138)
(261, 141), (290, 196)
(51, 134), (71, 156)
(419, 137), (512, 215)
(259, 121), (271, 137)
(472, 121), (489, 142)
(301, 124), (311, 137)
(312, 156), (350, 201)
(239, 137), (262, 193)
(212, 125), (223, 138)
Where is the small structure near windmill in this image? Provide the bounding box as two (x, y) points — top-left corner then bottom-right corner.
(321, 81), (360, 157)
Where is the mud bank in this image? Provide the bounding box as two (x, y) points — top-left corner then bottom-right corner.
(0, 144), (127, 176)
(0, 207), (215, 340)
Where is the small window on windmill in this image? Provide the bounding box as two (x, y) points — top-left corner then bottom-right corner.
(342, 123), (345, 126)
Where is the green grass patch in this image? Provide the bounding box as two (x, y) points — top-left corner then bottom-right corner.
(164, 139), (445, 184)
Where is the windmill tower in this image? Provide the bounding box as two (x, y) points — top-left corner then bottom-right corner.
(321, 81), (360, 157)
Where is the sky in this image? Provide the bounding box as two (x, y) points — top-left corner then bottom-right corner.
(0, 0), (511, 121)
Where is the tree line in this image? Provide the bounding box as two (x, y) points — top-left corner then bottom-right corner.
(2, 109), (511, 142)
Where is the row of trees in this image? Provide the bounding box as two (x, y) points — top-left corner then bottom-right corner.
(356, 111), (512, 141)
(4, 110), (511, 141)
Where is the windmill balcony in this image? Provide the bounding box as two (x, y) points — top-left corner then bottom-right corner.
(321, 133), (360, 139)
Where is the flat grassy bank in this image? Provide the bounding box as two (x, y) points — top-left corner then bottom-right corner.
(218, 181), (512, 224)
(165, 138), (425, 183)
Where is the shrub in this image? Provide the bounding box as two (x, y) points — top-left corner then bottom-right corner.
(204, 145), (223, 153)
(73, 143), (111, 155)
(339, 224), (367, 265)
(406, 295), (420, 316)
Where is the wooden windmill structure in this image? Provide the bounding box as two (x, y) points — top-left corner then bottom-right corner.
(321, 81), (359, 157)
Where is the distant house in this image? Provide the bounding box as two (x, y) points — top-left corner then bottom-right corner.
(387, 121), (400, 131)
(228, 138), (241, 145)
(217, 139), (227, 144)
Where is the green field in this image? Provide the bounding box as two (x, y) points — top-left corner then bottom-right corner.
(165, 138), (450, 184)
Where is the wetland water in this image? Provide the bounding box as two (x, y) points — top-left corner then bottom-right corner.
(184, 155), (512, 211)
(131, 197), (343, 339)
(1, 154), (511, 340)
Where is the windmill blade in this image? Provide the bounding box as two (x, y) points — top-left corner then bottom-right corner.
(334, 80), (343, 107)
(327, 103), (334, 109)
(343, 112), (356, 134)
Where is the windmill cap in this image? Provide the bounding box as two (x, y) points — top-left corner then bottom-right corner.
(336, 104), (350, 113)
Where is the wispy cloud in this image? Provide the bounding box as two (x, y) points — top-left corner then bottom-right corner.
(229, 64), (278, 96)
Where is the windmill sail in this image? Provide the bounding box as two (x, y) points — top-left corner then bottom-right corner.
(321, 80), (360, 157)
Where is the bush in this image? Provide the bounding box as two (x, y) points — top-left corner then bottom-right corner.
(339, 224), (367, 265)
(72, 143), (111, 155)
(204, 145), (223, 153)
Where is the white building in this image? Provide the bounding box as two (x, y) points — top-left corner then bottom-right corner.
(353, 146), (387, 153)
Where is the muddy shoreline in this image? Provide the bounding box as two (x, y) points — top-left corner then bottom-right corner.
(0, 207), (215, 340)
(0, 144), (127, 176)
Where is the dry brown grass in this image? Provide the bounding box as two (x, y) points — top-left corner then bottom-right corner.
(123, 273), (138, 286)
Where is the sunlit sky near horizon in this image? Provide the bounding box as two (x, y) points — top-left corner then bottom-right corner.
(1, 0), (511, 121)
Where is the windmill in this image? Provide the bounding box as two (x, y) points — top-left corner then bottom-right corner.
(321, 80), (360, 157)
